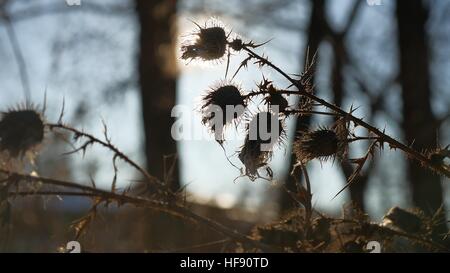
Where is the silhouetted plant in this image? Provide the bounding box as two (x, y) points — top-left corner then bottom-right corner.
(181, 20), (449, 191)
(0, 18), (449, 253)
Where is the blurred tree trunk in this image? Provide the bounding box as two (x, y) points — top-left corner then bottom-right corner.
(280, 0), (326, 212)
(396, 0), (446, 233)
(328, 2), (369, 212)
(136, 0), (180, 191)
(330, 38), (369, 212)
(135, 0), (184, 250)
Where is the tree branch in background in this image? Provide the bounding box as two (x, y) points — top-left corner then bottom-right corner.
(1, 13), (31, 101)
(396, 0), (446, 236)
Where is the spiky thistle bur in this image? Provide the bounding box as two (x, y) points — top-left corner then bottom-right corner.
(295, 129), (339, 163)
(258, 79), (289, 113)
(264, 87), (288, 113)
(294, 118), (349, 164)
(294, 123), (348, 163)
(201, 83), (246, 141)
(239, 111), (285, 179)
(426, 145), (450, 166)
(181, 21), (229, 62)
(0, 107), (45, 157)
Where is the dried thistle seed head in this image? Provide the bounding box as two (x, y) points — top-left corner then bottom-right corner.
(201, 84), (246, 137)
(181, 22), (229, 62)
(263, 85), (289, 113)
(0, 108), (45, 157)
(229, 38), (243, 51)
(295, 118), (349, 163)
(426, 146), (450, 166)
(257, 78), (289, 114)
(246, 111), (285, 149)
(294, 129), (339, 163)
(238, 135), (271, 179)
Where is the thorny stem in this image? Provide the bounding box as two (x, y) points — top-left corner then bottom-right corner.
(45, 124), (276, 250)
(242, 46), (450, 178)
(47, 123), (169, 193)
(1, 169), (165, 207)
(283, 110), (340, 117)
(244, 90), (341, 116)
(41, 124), (278, 250)
(347, 136), (381, 143)
(244, 90), (306, 98)
(244, 91), (341, 117)
(9, 191), (103, 198)
(0, 123), (277, 251)
(1, 169), (277, 252)
(3, 171), (446, 251)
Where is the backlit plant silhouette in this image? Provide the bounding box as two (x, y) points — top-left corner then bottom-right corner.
(181, 20), (449, 189)
(0, 19), (449, 253)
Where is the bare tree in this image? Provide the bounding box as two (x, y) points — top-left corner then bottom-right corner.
(396, 0), (446, 235)
(280, 0), (326, 212)
(135, 0), (180, 191)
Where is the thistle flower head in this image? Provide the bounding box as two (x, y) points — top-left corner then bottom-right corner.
(426, 145), (449, 166)
(259, 80), (289, 113)
(229, 38), (243, 52)
(295, 129), (339, 163)
(294, 118), (349, 164)
(201, 83), (246, 141)
(181, 21), (229, 62)
(0, 106), (45, 157)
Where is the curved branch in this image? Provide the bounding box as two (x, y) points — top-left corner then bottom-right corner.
(47, 123), (168, 192)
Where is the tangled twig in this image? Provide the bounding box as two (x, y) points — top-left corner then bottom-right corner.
(1, 169), (277, 252)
